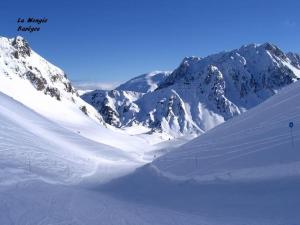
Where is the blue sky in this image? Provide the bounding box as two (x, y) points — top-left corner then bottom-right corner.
(1, 0), (300, 88)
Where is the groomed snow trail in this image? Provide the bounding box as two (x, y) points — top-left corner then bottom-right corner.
(0, 181), (210, 225)
(0, 91), (209, 225)
(102, 80), (300, 225)
(0, 92), (144, 186)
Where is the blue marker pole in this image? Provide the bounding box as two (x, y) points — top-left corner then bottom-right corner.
(289, 122), (294, 148)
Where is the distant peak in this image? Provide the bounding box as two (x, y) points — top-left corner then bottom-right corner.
(241, 43), (259, 49)
(260, 42), (286, 59)
(15, 35), (26, 41)
(238, 42), (286, 59)
(182, 56), (202, 61)
(147, 71), (171, 76)
(239, 42), (279, 51)
(11, 35), (31, 57)
(12, 36), (28, 46)
(260, 42), (278, 50)
(181, 56), (202, 66)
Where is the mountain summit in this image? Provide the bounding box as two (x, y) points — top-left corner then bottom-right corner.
(0, 36), (104, 125)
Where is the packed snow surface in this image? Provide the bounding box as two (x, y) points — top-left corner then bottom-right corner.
(0, 92), (144, 185)
(152, 81), (300, 181)
(0, 91), (213, 225)
(3, 80), (298, 224)
(104, 80), (300, 225)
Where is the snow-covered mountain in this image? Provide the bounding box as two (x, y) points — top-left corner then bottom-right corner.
(117, 71), (172, 93)
(1, 35), (300, 225)
(0, 53), (208, 225)
(0, 36), (159, 151)
(83, 43), (300, 139)
(0, 36), (103, 124)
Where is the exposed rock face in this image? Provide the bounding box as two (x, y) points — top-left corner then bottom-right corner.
(83, 89), (141, 127)
(25, 71), (47, 91)
(83, 43), (300, 139)
(287, 52), (300, 69)
(12, 36), (31, 58)
(0, 36), (104, 124)
(44, 87), (61, 101)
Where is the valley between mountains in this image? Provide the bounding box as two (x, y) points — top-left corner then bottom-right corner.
(0, 35), (300, 225)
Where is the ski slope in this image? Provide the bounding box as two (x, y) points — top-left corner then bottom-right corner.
(153, 80), (300, 181)
(0, 92), (212, 225)
(0, 180), (213, 225)
(0, 91), (145, 186)
(1, 81), (300, 225)
(103, 80), (300, 225)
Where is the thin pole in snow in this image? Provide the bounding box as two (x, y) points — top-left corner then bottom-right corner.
(289, 122), (295, 148)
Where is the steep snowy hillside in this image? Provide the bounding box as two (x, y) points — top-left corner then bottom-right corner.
(152, 80), (300, 180)
(0, 91), (145, 185)
(0, 36), (103, 125)
(83, 43), (300, 139)
(104, 80), (300, 225)
(0, 36), (157, 151)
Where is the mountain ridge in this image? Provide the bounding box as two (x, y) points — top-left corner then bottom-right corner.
(83, 42), (300, 139)
(0, 35), (103, 124)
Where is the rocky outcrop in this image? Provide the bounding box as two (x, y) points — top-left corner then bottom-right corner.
(0, 35), (104, 124)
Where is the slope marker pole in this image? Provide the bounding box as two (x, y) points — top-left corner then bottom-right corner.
(289, 122), (295, 148)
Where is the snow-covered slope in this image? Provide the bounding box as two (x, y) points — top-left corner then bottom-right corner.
(83, 43), (300, 139)
(0, 180), (213, 225)
(117, 71), (171, 93)
(1, 81), (300, 225)
(0, 91), (146, 186)
(1, 80), (300, 225)
(0, 36), (103, 125)
(1, 36), (300, 224)
(0, 91), (211, 225)
(0, 36), (157, 152)
(152, 80), (300, 181)
(103, 80), (300, 225)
